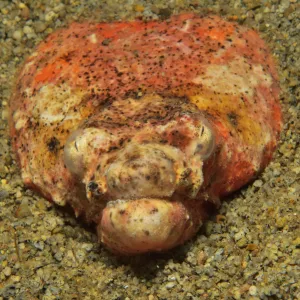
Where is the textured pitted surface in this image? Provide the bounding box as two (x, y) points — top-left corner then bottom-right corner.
(0, 1), (299, 299)
(9, 14), (282, 254)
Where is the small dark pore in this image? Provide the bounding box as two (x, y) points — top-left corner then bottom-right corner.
(195, 143), (203, 154)
(227, 112), (238, 127)
(46, 137), (60, 153)
(87, 181), (98, 191)
(102, 38), (111, 46)
(150, 208), (159, 214)
(200, 126), (205, 136)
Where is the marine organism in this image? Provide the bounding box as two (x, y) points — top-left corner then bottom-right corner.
(10, 14), (282, 254)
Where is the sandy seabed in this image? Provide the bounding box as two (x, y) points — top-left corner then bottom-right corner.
(0, 1), (299, 299)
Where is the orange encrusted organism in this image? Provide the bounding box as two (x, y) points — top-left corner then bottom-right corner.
(10, 13), (282, 254)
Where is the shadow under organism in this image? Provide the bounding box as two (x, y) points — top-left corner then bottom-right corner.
(29, 177), (256, 282)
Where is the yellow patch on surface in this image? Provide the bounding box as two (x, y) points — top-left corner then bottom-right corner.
(189, 92), (266, 146)
(27, 84), (95, 178)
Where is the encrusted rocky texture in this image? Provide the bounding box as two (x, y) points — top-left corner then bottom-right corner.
(0, 0), (299, 299)
(9, 14), (281, 255)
